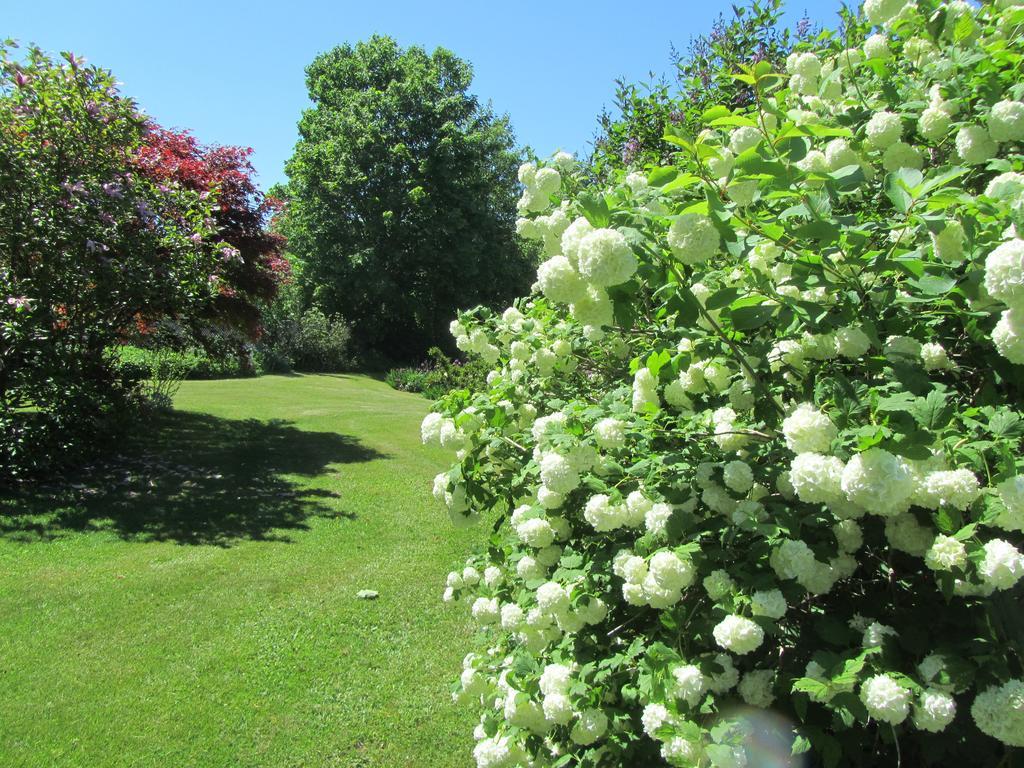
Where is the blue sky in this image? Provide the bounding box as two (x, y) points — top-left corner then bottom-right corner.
(8, 0), (845, 191)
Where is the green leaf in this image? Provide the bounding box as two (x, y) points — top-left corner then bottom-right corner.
(578, 191), (610, 227)
(647, 167), (678, 187)
(829, 164), (865, 192)
(911, 389), (953, 431)
(730, 302), (776, 330)
(705, 287), (741, 311)
(908, 274), (958, 295)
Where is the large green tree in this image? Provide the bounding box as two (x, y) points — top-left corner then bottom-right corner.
(282, 35), (532, 362)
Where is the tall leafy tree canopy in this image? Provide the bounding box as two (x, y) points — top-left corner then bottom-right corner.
(282, 35), (532, 362)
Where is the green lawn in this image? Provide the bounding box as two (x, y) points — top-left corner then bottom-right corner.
(0, 374), (480, 768)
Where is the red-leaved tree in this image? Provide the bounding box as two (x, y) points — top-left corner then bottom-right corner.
(134, 127), (289, 349)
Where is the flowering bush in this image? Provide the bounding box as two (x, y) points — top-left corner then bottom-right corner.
(0, 44), (219, 480)
(424, 2), (1024, 765)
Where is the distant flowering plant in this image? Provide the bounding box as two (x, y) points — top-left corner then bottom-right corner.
(425, 1), (1024, 766)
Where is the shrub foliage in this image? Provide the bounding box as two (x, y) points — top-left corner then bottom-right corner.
(424, 2), (1024, 766)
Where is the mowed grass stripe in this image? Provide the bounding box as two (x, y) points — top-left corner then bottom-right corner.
(0, 374), (478, 768)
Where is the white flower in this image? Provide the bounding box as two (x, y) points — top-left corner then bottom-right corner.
(570, 709), (608, 745)
(738, 669), (776, 708)
(576, 228), (638, 287)
(500, 603), (524, 630)
(473, 736), (511, 768)
(667, 214), (720, 264)
(782, 403), (837, 454)
(593, 417), (626, 450)
(994, 308), (1024, 364)
(703, 569), (735, 601)
(645, 502), (674, 536)
(551, 150), (575, 170)
(865, 111), (902, 149)
(584, 494), (626, 532)
(882, 141), (922, 171)
(533, 167), (561, 197)
(864, 0), (905, 26)
(707, 653), (740, 692)
(518, 162), (537, 186)
(956, 125), (997, 165)
(915, 689), (956, 732)
(632, 368), (659, 412)
(421, 412), (444, 444)
(750, 588), (787, 619)
(517, 517), (555, 549)
(729, 126), (762, 154)
(885, 512), (933, 556)
(860, 674), (911, 724)
(984, 239), (1024, 308)
(471, 597), (500, 625)
(712, 615), (765, 655)
(672, 664), (707, 706)
(539, 663), (572, 696)
(827, 521), (861, 556)
(649, 550), (695, 591)
(841, 448), (914, 517)
(537, 255), (588, 305)
(995, 476), (1024, 532)
(989, 100), (1024, 143)
(539, 452), (581, 495)
(978, 539), (1024, 589)
(641, 703), (670, 736)
(722, 460), (754, 493)
(925, 534), (967, 571)
(921, 469), (980, 509)
(536, 581), (570, 614)
(561, 217), (594, 267)
(918, 106), (952, 142)
(541, 693), (573, 725)
(570, 286), (613, 329)
(863, 33), (891, 60)
(972, 680), (1024, 746)
(986, 172), (1024, 203)
(789, 452), (845, 504)
(517, 556), (544, 581)
(835, 326), (872, 358)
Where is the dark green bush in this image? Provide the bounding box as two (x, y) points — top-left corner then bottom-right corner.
(258, 302), (353, 373)
(386, 347), (489, 400)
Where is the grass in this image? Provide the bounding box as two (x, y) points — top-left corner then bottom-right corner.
(0, 374), (482, 768)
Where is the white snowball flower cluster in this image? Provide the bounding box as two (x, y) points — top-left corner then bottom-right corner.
(865, 111), (902, 149)
(751, 589), (787, 619)
(841, 448), (914, 517)
(667, 214), (720, 264)
(995, 476), (1024, 531)
(978, 539), (1024, 589)
(864, 0), (904, 25)
(576, 228), (638, 287)
(914, 690), (957, 732)
(989, 100), (1024, 143)
(632, 368), (659, 412)
(956, 125), (997, 165)
(517, 162), (561, 213)
(972, 680), (1024, 746)
(925, 534), (967, 571)
(712, 615), (764, 655)
(985, 239), (1024, 309)
(672, 664), (707, 706)
(860, 674), (911, 724)
(593, 417), (626, 450)
(782, 403), (837, 454)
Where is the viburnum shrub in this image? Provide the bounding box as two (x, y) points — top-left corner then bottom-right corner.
(423, 2), (1024, 766)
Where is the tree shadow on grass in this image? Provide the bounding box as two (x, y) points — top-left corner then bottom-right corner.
(0, 409), (384, 546)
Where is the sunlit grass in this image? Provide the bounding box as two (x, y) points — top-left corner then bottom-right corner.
(0, 374), (479, 767)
